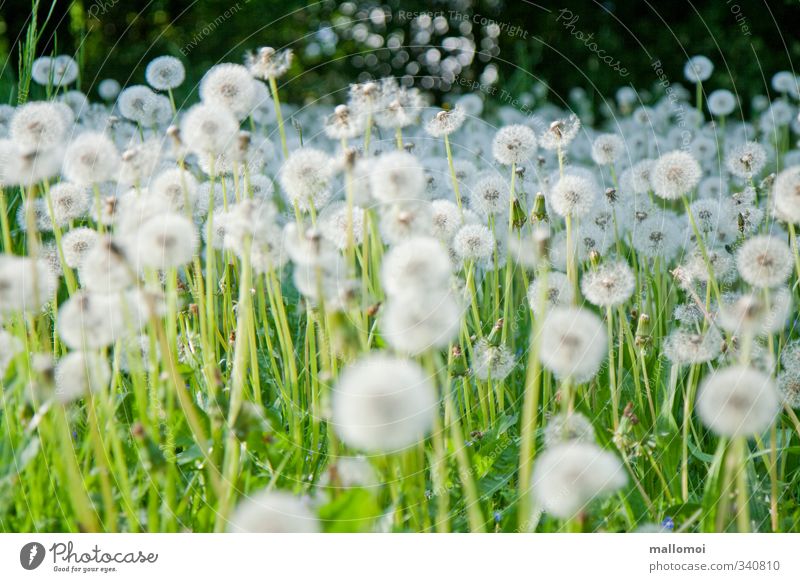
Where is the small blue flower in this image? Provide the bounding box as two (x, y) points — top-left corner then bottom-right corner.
(494, 511), (502, 523)
(661, 516), (675, 531)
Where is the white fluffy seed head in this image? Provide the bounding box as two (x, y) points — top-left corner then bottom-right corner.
(382, 236), (452, 298)
(10, 102), (68, 152)
(736, 235), (793, 288)
(717, 287), (791, 336)
(332, 354), (437, 452)
(543, 412), (596, 448)
(527, 271), (574, 315)
(707, 89), (737, 117)
(651, 150), (702, 200)
(453, 224), (495, 262)
(145, 56), (185, 90)
(539, 307), (607, 382)
(278, 148), (334, 212)
(697, 366), (780, 437)
(0, 255), (57, 314)
(180, 103), (239, 156)
(492, 124), (537, 165)
(48, 182), (91, 225)
(227, 490), (319, 533)
(200, 63), (256, 119)
(98, 79), (121, 101)
(469, 175), (509, 218)
(57, 291), (138, 350)
(726, 141), (767, 179)
(318, 201), (365, 250)
(531, 441), (626, 520)
(430, 199), (462, 241)
(425, 106), (466, 137)
(773, 166), (800, 224)
(581, 260), (635, 308)
(63, 132), (121, 184)
(472, 338), (515, 381)
(382, 291), (463, 355)
(61, 227), (99, 269)
(777, 369), (800, 409)
(550, 174), (597, 218)
(590, 133), (624, 166)
(369, 151), (427, 203)
(54, 351), (111, 404)
(117, 85), (157, 124)
(132, 213), (199, 269)
(684, 55), (714, 83)
(78, 237), (133, 294)
(663, 326), (722, 365)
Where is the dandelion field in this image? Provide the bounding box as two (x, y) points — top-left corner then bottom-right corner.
(4, 3), (800, 537)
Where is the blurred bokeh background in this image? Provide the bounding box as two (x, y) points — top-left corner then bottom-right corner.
(1, 0), (799, 109)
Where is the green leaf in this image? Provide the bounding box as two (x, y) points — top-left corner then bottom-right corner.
(318, 488), (381, 533)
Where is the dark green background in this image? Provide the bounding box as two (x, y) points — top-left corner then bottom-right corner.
(1, 0), (798, 108)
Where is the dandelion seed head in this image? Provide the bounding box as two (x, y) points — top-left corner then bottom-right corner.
(472, 338), (515, 381)
(550, 174), (597, 218)
(581, 260), (635, 308)
(531, 442), (626, 520)
(697, 366), (779, 437)
(492, 124), (537, 166)
(736, 235), (793, 288)
(228, 490), (319, 533)
(726, 141), (767, 180)
(453, 224), (495, 262)
(651, 150), (702, 200)
(145, 56), (185, 91)
(61, 227), (99, 269)
(527, 271), (574, 315)
(200, 63), (256, 119)
(54, 351), (110, 404)
(590, 133), (624, 166)
(540, 307), (607, 382)
(382, 236), (452, 298)
(278, 148), (334, 212)
(543, 412), (596, 448)
(469, 175), (509, 218)
(425, 106), (466, 137)
(10, 102), (68, 153)
(332, 354), (437, 452)
(663, 326), (722, 365)
(63, 132), (121, 184)
(369, 151), (427, 204)
(684, 55), (714, 83)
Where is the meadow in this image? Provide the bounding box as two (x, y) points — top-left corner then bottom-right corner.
(2, 29), (800, 534)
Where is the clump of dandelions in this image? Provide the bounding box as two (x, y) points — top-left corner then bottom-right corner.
(472, 338), (516, 381)
(736, 235), (793, 288)
(581, 260), (635, 308)
(696, 366), (780, 437)
(531, 441), (626, 520)
(539, 307), (607, 382)
(227, 490), (319, 533)
(332, 354), (436, 453)
(651, 150), (702, 200)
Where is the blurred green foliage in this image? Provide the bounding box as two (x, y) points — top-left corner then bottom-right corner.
(1, 0), (799, 107)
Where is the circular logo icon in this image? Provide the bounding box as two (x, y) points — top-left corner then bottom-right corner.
(20, 542), (46, 570)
